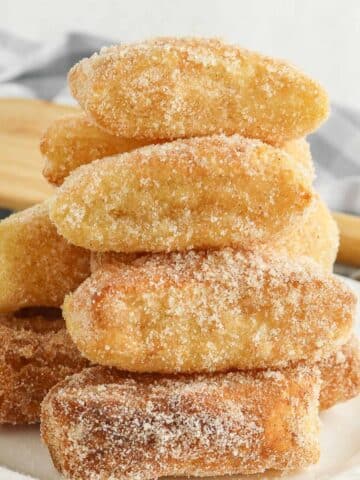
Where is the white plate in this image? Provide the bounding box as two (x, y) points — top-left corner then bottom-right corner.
(1, 276), (359, 480)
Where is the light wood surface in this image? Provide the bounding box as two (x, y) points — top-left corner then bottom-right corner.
(0, 97), (359, 267)
(0, 97), (78, 210)
(333, 212), (360, 268)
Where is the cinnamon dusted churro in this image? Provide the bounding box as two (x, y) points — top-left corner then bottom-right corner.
(0, 309), (89, 424)
(69, 37), (329, 144)
(0, 202), (90, 312)
(319, 335), (360, 410)
(41, 113), (150, 185)
(90, 195), (338, 273)
(41, 113), (314, 186)
(49, 134), (313, 253)
(64, 248), (355, 373)
(41, 364), (321, 479)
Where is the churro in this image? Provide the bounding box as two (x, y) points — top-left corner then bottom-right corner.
(0, 309), (89, 424)
(319, 335), (360, 410)
(69, 37), (329, 144)
(0, 202), (90, 312)
(64, 248), (355, 373)
(41, 364), (320, 479)
(41, 113), (150, 185)
(50, 134), (313, 252)
(41, 113), (314, 186)
(90, 195), (338, 273)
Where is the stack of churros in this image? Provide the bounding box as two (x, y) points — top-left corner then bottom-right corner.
(0, 202), (91, 424)
(0, 37), (358, 479)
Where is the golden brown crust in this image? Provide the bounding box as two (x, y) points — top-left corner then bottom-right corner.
(41, 113), (314, 187)
(0, 202), (90, 313)
(69, 37), (329, 143)
(41, 364), (321, 479)
(41, 113), (151, 186)
(319, 335), (360, 410)
(90, 195), (338, 274)
(0, 310), (90, 424)
(282, 138), (314, 183)
(64, 248), (355, 373)
(272, 195), (339, 271)
(49, 134), (313, 253)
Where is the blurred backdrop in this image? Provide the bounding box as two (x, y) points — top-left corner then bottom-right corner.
(2, 0), (360, 107)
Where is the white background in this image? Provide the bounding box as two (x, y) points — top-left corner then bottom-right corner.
(2, 0), (360, 109)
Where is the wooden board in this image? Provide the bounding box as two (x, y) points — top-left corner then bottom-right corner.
(0, 97), (359, 267)
(0, 97), (78, 210)
(333, 212), (360, 268)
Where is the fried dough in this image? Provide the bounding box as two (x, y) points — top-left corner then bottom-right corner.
(319, 335), (360, 410)
(64, 248), (355, 373)
(0, 309), (89, 424)
(69, 37), (329, 143)
(90, 195), (338, 273)
(41, 113), (150, 185)
(50, 135), (313, 253)
(0, 202), (90, 312)
(41, 364), (321, 479)
(41, 112), (313, 186)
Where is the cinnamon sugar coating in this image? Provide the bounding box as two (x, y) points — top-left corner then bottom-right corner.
(41, 113), (151, 186)
(282, 138), (314, 183)
(41, 364), (321, 479)
(319, 335), (360, 410)
(0, 310), (89, 424)
(41, 112), (313, 186)
(272, 195), (339, 271)
(68, 37), (329, 144)
(49, 134), (313, 253)
(91, 195), (338, 274)
(64, 248), (355, 373)
(0, 202), (90, 312)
